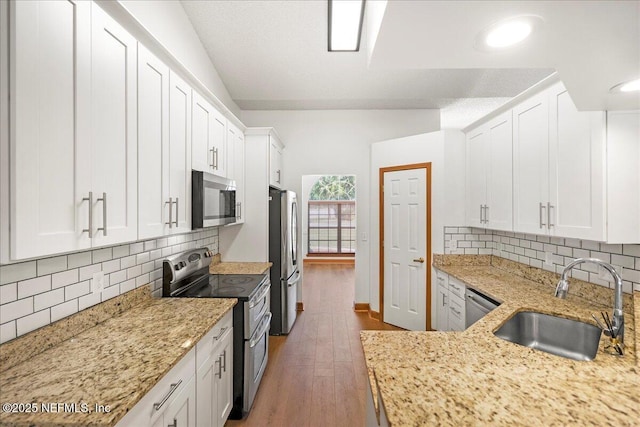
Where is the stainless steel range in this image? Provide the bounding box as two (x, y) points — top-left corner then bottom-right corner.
(162, 248), (271, 419)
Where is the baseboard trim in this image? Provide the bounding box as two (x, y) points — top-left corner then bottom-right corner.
(368, 310), (380, 321)
(296, 302), (304, 312)
(303, 258), (355, 266)
(353, 302), (369, 312)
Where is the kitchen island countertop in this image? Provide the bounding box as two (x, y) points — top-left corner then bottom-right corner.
(361, 255), (639, 426)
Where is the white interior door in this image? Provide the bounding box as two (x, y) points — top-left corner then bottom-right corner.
(383, 168), (427, 331)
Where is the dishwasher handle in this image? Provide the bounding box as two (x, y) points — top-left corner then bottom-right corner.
(465, 289), (500, 312)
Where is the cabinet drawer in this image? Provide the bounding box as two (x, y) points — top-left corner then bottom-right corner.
(435, 270), (448, 289)
(116, 347), (195, 426)
(448, 296), (464, 324)
(448, 277), (465, 300)
(196, 310), (233, 369)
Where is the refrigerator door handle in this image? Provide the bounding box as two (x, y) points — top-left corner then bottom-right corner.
(287, 271), (301, 287)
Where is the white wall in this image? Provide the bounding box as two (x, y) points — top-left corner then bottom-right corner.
(370, 130), (466, 326)
(116, 0), (240, 117)
(241, 110), (440, 304)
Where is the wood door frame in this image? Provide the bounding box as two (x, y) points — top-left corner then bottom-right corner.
(379, 163), (432, 331)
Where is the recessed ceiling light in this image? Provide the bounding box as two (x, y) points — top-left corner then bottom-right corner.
(328, 0), (365, 52)
(610, 78), (640, 93)
(475, 15), (543, 52)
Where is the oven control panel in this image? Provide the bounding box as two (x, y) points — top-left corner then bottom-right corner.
(163, 247), (215, 284)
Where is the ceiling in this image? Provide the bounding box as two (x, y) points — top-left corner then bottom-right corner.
(180, 0), (639, 126)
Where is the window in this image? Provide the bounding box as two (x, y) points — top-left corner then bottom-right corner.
(307, 176), (356, 256)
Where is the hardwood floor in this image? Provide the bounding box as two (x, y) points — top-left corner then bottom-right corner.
(225, 264), (401, 427)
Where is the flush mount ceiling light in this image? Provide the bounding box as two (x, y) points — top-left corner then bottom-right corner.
(610, 78), (640, 93)
(475, 15), (543, 52)
(328, 0), (365, 52)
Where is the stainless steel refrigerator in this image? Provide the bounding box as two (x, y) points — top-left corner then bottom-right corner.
(269, 187), (300, 335)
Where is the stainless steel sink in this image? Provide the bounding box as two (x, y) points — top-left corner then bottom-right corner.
(494, 311), (602, 361)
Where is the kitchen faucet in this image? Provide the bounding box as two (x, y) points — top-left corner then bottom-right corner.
(555, 258), (624, 345)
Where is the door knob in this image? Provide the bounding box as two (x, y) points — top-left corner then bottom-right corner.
(413, 257), (425, 263)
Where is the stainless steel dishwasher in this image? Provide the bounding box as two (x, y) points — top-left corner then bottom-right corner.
(465, 288), (500, 328)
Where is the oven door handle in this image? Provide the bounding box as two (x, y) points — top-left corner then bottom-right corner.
(249, 312), (272, 348)
(249, 282), (271, 308)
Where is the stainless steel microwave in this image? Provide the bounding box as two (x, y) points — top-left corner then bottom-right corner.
(192, 170), (236, 228)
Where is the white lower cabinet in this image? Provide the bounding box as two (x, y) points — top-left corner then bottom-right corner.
(117, 312), (233, 427)
(435, 270), (466, 332)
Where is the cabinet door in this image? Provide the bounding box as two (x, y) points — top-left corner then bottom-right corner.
(436, 285), (449, 332)
(9, 0), (91, 259)
(169, 71), (192, 234)
(163, 376), (196, 427)
(192, 92), (214, 173)
(465, 127), (487, 228)
(137, 44), (169, 240)
(91, 4), (137, 247)
(513, 91), (549, 235)
(269, 137), (283, 188)
(215, 328), (233, 426)
(196, 354), (217, 427)
(486, 112), (513, 231)
(227, 123), (245, 224)
(548, 82), (605, 241)
(211, 109), (227, 177)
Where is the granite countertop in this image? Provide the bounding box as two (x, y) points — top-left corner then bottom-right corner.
(0, 290), (236, 427)
(361, 256), (640, 426)
(207, 253), (272, 275)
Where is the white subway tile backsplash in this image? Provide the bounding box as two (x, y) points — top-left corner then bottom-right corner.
(0, 228), (219, 342)
(92, 248), (113, 263)
(51, 300), (78, 322)
(37, 256), (68, 276)
(444, 226), (640, 295)
(0, 298), (33, 323)
(65, 281), (90, 301)
(0, 261), (37, 285)
(0, 321), (17, 344)
(68, 252), (92, 269)
(1, 283), (17, 304)
(78, 292), (101, 311)
(51, 269), (79, 289)
(79, 264), (102, 281)
(16, 309), (50, 336)
(18, 276), (51, 299)
(34, 289), (65, 312)
(102, 259), (121, 275)
(112, 244), (130, 259)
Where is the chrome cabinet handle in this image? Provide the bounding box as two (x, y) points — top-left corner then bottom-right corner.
(209, 148), (214, 169)
(213, 147), (219, 170)
(547, 202), (553, 228)
(484, 205), (489, 223)
(221, 349), (227, 373)
(213, 327), (228, 341)
(174, 198), (179, 226)
(153, 379), (182, 411)
(442, 293), (447, 306)
(96, 192), (107, 236)
(167, 419), (177, 427)
(539, 202), (546, 229)
(165, 197), (173, 228)
(276, 169), (281, 183)
(479, 204), (483, 223)
(236, 202), (240, 219)
(82, 192), (93, 238)
(215, 357), (222, 379)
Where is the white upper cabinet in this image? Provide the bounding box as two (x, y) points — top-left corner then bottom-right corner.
(9, 0), (92, 259)
(138, 47), (192, 240)
(513, 82), (606, 240)
(269, 134), (284, 188)
(465, 128), (487, 228)
(138, 44), (170, 240)
(513, 90), (550, 235)
(168, 71), (193, 234)
(548, 82), (605, 241)
(90, 4), (138, 247)
(192, 92), (227, 177)
(226, 122), (245, 224)
(606, 110), (640, 244)
(465, 111), (512, 231)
